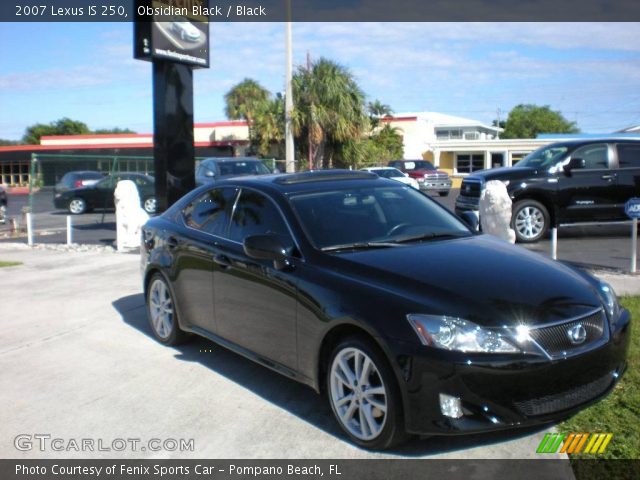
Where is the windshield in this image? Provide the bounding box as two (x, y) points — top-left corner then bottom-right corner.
(517, 145), (569, 170)
(289, 185), (470, 250)
(374, 169), (403, 179)
(218, 161), (271, 176)
(403, 161), (435, 171)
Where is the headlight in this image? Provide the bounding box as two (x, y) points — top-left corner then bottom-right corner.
(598, 281), (620, 323)
(407, 314), (519, 353)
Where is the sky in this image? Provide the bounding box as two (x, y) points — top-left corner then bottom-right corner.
(0, 21), (639, 141)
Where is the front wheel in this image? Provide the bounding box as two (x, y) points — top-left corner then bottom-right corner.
(512, 199), (550, 243)
(327, 336), (408, 450)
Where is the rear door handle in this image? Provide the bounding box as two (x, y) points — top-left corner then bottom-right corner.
(601, 174), (615, 180)
(167, 237), (179, 250)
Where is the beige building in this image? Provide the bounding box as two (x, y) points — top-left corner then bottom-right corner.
(383, 112), (549, 188)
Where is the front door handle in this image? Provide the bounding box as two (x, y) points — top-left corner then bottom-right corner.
(213, 254), (231, 269)
(601, 174), (615, 181)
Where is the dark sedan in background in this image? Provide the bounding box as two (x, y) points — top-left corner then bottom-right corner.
(141, 170), (630, 449)
(195, 157), (272, 186)
(54, 172), (156, 214)
(54, 170), (105, 194)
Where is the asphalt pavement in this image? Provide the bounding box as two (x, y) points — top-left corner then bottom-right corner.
(2, 189), (640, 272)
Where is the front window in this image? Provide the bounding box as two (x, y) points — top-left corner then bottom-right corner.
(374, 169), (403, 179)
(289, 185), (470, 250)
(517, 145), (569, 170)
(456, 154), (484, 174)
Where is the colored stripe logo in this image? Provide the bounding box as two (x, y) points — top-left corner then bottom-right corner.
(536, 433), (613, 454)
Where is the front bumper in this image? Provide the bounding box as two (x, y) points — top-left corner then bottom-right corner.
(419, 178), (452, 192)
(454, 194), (480, 216)
(389, 308), (631, 436)
(53, 194), (68, 210)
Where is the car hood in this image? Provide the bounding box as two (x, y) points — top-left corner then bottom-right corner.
(329, 235), (602, 327)
(465, 166), (541, 183)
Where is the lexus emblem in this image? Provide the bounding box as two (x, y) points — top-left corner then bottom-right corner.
(567, 324), (587, 345)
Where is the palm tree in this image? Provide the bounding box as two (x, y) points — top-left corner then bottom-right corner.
(293, 58), (369, 169)
(224, 79), (270, 149)
(252, 94), (285, 157)
(368, 100), (393, 130)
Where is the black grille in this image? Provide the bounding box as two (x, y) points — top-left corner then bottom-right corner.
(460, 179), (482, 197)
(529, 310), (605, 357)
(514, 373), (613, 416)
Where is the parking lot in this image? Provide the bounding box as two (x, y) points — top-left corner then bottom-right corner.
(3, 188), (636, 272)
(0, 245), (565, 460)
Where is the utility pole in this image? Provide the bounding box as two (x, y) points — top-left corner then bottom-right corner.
(307, 51), (313, 170)
(285, 0), (295, 173)
(496, 108), (501, 139)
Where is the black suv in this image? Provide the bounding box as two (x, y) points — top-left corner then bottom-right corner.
(455, 139), (640, 242)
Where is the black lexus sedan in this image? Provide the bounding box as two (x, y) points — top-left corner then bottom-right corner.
(141, 170), (630, 449)
(54, 172), (156, 215)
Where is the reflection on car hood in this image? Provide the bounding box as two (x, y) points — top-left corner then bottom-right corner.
(331, 234), (601, 327)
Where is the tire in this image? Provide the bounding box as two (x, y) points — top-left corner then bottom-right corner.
(512, 199), (550, 243)
(438, 191), (450, 197)
(146, 273), (190, 345)
(326, 336), (408, 450)
(68, 198), (87, 215)
(143, 197), (157, 215)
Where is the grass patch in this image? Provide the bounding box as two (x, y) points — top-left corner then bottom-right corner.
(559, 296), (638, 476)
(0, 260), (21, 268)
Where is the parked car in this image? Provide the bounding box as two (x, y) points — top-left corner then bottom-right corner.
(141, 170), (629, 450)
(170, 20), (201, 42)
(455, 139), (640, 242)
(360, 167), (420, 189)
(54, 171), (105, 194)
(388, 160), (452, 196)
(195, 157), (272, 186)
(54, 172), (156, 215)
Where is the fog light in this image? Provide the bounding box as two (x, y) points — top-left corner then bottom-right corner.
(439, 393), (463, 418)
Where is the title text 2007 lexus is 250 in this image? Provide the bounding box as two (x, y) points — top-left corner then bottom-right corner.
(140, 170), (630, 450)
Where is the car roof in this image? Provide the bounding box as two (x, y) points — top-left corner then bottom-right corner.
(207, 169), (394, 195)
(201, 157), (262, 163)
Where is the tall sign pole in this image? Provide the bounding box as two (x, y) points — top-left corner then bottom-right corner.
(285, 0), (295, 173)
(134, 0), (210, 212)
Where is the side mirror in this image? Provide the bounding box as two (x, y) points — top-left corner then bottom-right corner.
(403, 172), (409, 177)
(563, 157), (585, 176)
(459, 211), (479, 232)
(243, 234), (290, 269)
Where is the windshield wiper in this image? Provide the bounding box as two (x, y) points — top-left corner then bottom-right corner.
(391, 232), (469, 244)
(321, 242), (402, 252)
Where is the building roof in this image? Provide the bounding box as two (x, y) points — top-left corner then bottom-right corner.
(394, 111), (502, 133)
(617, 125), (640, 134)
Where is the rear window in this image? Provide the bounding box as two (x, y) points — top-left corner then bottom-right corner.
(618, 144), (640, 168)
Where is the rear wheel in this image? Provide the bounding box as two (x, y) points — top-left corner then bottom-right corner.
(146, 273), (189, 345)
(512, 199), (549, 243)
(68, 198), (87, 215)
(143, 197), (157, 214)
(327, 336), (408, 449)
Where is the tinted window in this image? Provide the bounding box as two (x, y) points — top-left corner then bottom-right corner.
(618, 144), (640, 168)
(184, 187), (237, 236)
(228, 190), (290, 243)
(217, 161), (270, 176)
(570, 144), (609, 170)
(290, 186), (469, 249)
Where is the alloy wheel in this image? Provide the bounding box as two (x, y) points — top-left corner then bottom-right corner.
(68, 198), (86, 214)
(144, 197), (157, 214)
(329, 347), (388, 441)
(148, 278), (174, 339)
(515, 205), (545, 241)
